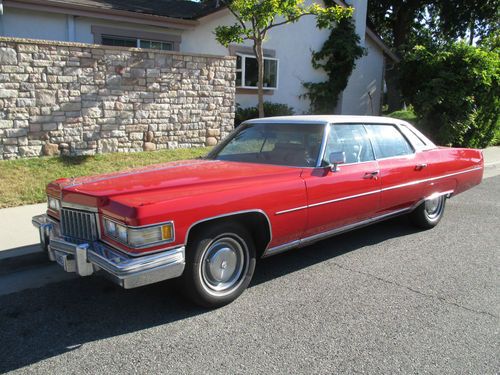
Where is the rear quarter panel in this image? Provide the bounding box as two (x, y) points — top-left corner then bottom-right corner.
(422, 147), (483, 196)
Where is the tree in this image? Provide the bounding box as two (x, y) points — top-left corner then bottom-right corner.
(400, 42), (499, 148)
(368, 0), (500, 112)
(214, 0), (353, 117)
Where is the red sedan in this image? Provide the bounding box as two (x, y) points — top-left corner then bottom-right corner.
(33, 116), (484, 307)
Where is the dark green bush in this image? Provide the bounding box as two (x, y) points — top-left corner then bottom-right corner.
(400, 42), (499, 148)
(235, 102), (295, 126)
(387, 108), (417, 123)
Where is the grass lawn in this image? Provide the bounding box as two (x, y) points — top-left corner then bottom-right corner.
(0, 147), (210, 208)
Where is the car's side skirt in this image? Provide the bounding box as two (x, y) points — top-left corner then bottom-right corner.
(262, 190), (453, 258)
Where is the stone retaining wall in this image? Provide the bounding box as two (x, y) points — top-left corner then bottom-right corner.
(0, 37), (236, 159)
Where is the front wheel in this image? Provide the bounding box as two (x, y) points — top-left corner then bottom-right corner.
(409, 195), (446, 229)
(181, 222), (256, 308)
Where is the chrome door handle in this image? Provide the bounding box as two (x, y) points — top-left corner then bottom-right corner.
(363, 170), (379, 179)
(415, 163), (428, 171)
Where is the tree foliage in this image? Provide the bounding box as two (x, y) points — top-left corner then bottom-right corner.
(368, 0), (500, 112)
(214, 0), (353, 117)
(400, 42), (500, 148)
(302, 18), (365, 114)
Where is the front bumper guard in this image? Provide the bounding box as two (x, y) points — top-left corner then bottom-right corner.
(32, 214), (185, 289)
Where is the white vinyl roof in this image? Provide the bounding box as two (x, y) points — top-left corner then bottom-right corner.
(244, 115), (407, 125)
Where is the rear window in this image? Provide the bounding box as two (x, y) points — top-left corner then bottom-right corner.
(399, 125), (427, 149)
(366, 124), (414, 159)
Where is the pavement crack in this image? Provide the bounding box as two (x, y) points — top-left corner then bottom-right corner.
(330, 261), (498, 320)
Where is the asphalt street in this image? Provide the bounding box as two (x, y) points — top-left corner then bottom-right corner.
(0, 176), (498, 374)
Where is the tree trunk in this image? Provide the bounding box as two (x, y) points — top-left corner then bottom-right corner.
(386, 64), (402, 113)
(385, 4), (416, 112)
(469, 18), (475, 45)
(253, 39), (265, 118)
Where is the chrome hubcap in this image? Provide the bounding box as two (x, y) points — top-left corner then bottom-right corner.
(201, 236), (246, 294)
(425, 196), (444, 219)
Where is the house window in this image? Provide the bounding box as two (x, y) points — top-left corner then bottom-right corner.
(101, 35), (174, 51)
(236, 54), (279, 90)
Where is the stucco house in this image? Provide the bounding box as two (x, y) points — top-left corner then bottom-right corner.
(0, 0), (398, 115)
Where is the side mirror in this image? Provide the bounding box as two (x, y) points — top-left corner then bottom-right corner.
(328, 151), (345, 172)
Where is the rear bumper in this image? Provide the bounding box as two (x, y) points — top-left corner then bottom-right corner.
(32, 214), (185, 289)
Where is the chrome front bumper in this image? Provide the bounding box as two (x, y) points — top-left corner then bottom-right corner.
(32, 214), (185, 289)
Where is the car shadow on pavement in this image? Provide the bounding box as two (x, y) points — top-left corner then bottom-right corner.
(0, 216), (419, 372)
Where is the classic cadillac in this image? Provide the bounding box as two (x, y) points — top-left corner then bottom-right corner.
(33, 116), (483, 307)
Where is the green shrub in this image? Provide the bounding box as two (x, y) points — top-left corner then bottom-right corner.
(387, 108), (417, 123)
(400, 42), (499, 148)
(235, 102), (295, 126)
(491, 123), (500, 146)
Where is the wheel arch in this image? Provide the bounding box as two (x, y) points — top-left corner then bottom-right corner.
(185, 210), (272, 258)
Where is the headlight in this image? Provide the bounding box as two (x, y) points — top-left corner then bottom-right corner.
(103, 218), (174, 248)
(48, 196), (61, 212)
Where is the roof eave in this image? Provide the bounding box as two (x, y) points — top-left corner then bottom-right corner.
(365, 27), (400, 63)
(3, 0), (199, 30)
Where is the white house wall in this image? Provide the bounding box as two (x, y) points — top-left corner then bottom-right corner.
(340, 36), (385, 115)
(182, 8), (332, 114)
(0, 7), (185, 44)
(0, 7), (68, 41)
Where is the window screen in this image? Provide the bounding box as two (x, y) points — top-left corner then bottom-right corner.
(101, 36), (136, 48)
(366, 124), (414, 159)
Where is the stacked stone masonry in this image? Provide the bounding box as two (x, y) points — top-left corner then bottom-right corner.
(0, 37), (236, 159)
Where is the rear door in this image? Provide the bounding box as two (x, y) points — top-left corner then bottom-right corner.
(365, 123), (429, 215)
(302, 123), (381, 238)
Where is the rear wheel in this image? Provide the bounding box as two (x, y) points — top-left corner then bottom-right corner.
(181, 222), (256, 308)
(409, 195), (446, 229)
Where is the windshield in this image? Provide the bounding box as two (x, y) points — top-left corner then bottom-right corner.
(207, 123), (325, 167)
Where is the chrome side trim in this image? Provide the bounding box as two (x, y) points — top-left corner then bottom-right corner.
(300, 207), (411, 247)
(264, 189), (455, 258)
(275, 205), (309, 215)
(264, 207), (411, 257)
(263, 240), (300, 257)
(184, 209), (273, 249)
(308, 189), (380, 208)
(61, 202), (98, 212)
(274, 166), (482, 215)
(426, 166), (483, 181)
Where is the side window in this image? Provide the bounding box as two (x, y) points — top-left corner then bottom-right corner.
(366, 124), (414, 159)
(323, 124), (375, 165)
(399, 125), (427, 149)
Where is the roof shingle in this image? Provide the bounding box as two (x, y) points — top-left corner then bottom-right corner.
(46, 0), (222, 20)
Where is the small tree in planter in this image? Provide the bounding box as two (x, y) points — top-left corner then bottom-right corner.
(214, 0), (353, 118)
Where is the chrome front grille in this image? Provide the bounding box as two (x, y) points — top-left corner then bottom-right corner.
(60, 208), (98, 241)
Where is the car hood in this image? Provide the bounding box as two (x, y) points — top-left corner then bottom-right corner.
(52, 159), (301, 208)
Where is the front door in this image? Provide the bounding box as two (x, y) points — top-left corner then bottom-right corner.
(302, 123), (381, 238)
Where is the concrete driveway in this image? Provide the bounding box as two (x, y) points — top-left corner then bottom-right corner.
(0, 174), (498, 374)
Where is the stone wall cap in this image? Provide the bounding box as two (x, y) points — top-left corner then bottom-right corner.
(0, 36), (236, 60)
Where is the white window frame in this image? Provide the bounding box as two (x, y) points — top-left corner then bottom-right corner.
(236, 53), (279, 90)
(137, 39), (174, 51)
(101, 35), (174, 51)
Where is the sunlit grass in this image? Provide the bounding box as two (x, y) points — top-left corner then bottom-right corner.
(0, 147), (210, 208)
